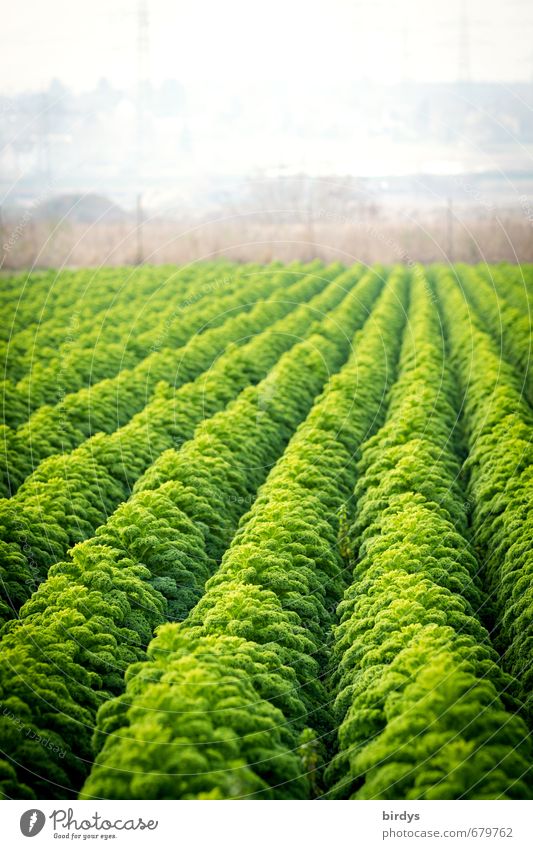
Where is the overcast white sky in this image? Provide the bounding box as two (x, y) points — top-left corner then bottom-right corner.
(1, 0), (533, 93)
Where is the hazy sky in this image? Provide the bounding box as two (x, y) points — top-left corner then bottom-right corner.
(1, 0), (533, 92)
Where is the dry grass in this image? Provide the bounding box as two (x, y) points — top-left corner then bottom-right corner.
(2, 209), (532, 269)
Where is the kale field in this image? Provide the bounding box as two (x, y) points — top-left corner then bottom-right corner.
(0, 261), (532, 800)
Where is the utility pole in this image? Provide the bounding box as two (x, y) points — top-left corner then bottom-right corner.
(302, 177), (315, 261)
(401, 18), (410, 83)
(136, 193), (144, 266)
(446, 197), (454, 263)
(458, 0), (471, 82)
(39, 92), (52, 183)
(135, 0), (149, 265)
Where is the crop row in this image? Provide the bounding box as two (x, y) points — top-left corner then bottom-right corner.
(458, 265), (532, 407)
(1, 266), (161, 341)
(324, 268), (531, 800)
(0, 263), (369, 621)
(1, 264), (205, 383)
(1, 263), (273, 426)
(0, 265), (385, 798)
(436, 267), (533, 718)
(478, 264), (533, 312)
(1, 262), (530, 802)
(1, 265), (211, 430)
(0, 262), (330, 496)
(79, 268), (408, 800)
